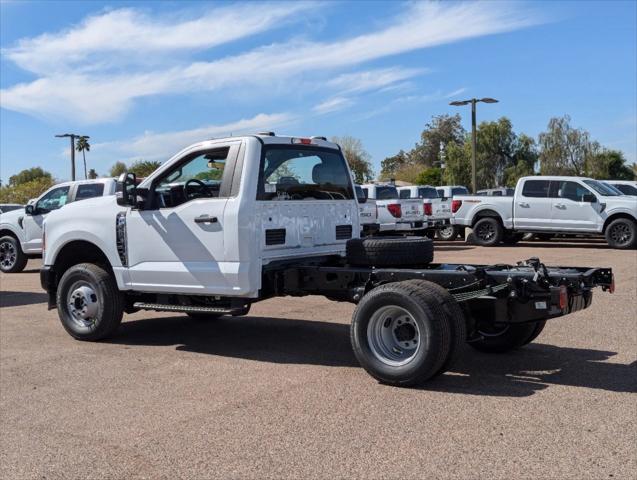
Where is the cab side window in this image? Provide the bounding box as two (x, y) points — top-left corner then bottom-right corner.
(36, 186), (70, 213)
(556, 181), (590, 202)
(522, 180), (550, 198)
(153, 148), (230, 208)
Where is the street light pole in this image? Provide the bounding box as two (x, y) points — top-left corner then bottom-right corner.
(55, 133), (81, 181)
(449, 97), (499, 193)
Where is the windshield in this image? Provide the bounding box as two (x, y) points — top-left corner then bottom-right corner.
(583, 179), (621, 196)
(258, 146), (354, 200)
(601, 182), (625, 195)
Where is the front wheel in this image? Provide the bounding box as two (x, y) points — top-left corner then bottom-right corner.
(57, 263), (124, 341)
(0, 236), (28, 273)
(605, 218), (637, 249)
(471, 217), (503, 246)
(351, 281), (452, 387)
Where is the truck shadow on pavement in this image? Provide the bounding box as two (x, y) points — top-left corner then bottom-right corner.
(111, 315), (636, 396)
(0, 290), (49, 308)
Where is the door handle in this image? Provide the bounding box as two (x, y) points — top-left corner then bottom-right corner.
(518, 202), (530, 208)
(194, 215), (218, 224)
(554, 203), (566, 209)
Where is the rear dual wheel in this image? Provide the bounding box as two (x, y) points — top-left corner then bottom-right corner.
(469, 320), (546, 353)
(350, 280), (465, 387)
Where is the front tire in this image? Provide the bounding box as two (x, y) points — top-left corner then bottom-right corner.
(0, 235), (28, 273)
(351, 281), (452, 387)
(472, 217), (503, 246)
(605, 218), (637, 249)
(57, 263), (124, 341)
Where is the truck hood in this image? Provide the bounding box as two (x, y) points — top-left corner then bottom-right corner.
(603, 196), (637, 211)
(45, 195), (120, 225)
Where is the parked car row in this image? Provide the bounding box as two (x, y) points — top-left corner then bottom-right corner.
(0, 178), (117, 273)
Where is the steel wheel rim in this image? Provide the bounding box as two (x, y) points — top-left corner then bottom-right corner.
(439, 226), (454, 238)
(609, 223), (632, 245)
(66, 281), (99, 328)
(476, 222), (495, 241)
(367, 305), (421, 366)
(0, 240), (17, 269)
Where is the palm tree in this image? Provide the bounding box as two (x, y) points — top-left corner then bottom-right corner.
(75, 136), (91, 179)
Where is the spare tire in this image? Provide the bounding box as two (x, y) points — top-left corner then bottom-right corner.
(346, 237), (434, 267)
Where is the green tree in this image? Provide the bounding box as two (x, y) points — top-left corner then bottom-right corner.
(331, 136), (374, 183)
(0, 177), (55, 204)
(474, 117), (518, 188)
(109, 162), (127, 177)
(411, 114), (466, 168)
(8, 167), (53, 186)
(87, 168), (98, 179)
(443, 141), (471, 187)
(75, 136), (91, 180)
(589, 149), (635, 180)
(416, 167), (443, 186)
(128, 160), (162, 177)
(380, 150), (409, 179)
(538, 115), (596, 176)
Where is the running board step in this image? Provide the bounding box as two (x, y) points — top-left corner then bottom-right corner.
(132, 302), (241, 315)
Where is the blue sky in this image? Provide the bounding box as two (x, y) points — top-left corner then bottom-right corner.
(1, 0), (635, 181)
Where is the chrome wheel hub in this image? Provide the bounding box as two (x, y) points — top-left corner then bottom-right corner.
(67, 283), (99, 327)
(367, 306), (421, 366)
(0, 241), (17, 269)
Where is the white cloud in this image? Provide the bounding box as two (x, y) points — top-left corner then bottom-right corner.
(326, 67), (427, 94)
(1, 2), (541, 123)
(4, 3), (310, 75)
(92, 112), (295, 163)
(312, 97), (354, 114)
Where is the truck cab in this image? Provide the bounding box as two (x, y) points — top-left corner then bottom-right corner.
(0, 178), (117, 272)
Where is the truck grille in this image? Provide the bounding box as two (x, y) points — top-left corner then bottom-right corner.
(265, 228), (286, 245)
(336, 224), (353, 240)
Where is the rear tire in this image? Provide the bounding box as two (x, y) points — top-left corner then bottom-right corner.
(403, 280), (466, 376)
(605, 218), (637, 249)
(522, 320), (546, 346)
(0, 235), (28, 273)
(351, 281), (452, 387)
(436, 225), (459, 241)
(471, 217), (503, 246)
(469, 322), (538, 353)
(57, 263), (124, 341)
(346, 237), (434, 267)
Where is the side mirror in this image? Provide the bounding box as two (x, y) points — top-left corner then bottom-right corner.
(582, 193), (597, 203)
(25, 204), (35, 215)
(116, 172), (137, 207)
(356, 189), (367, 204)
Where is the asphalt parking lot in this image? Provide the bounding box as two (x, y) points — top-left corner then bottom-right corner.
(1, 239), (635, 479)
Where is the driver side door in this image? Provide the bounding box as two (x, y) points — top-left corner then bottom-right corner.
(23, 185), (70, 253)
(124, 142), (242, 294)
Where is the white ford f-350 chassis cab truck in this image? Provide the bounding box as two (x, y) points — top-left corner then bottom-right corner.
(40, 134), (614, 386)
(452, 176), (637, 249)
(0, 178), (117, 273)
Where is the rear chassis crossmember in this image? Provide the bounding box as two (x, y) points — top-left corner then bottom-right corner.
(270, 257), (613, 325)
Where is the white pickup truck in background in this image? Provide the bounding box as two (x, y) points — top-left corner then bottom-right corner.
(355, 185), (379, 236)
(604, 180), (637, 196)
(0, 178), (117, 272)
(397, 185), (451, 234)
(452, 176), (637, 249)
(361, 183), (425, 233)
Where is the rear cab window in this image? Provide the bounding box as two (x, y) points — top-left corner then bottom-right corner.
(451, 187), (469, 196)
(75, 183), (105, 201)
(418, 187), (439, 199)
(375, 186), (399, 200)
(257, 146), (354, 201)
(521, 180), (550, 198)
(399, 189), (411, 199)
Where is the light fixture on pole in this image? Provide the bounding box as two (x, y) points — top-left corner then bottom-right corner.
(449, 98), (499, 193)
(55, 133), (81, 181)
